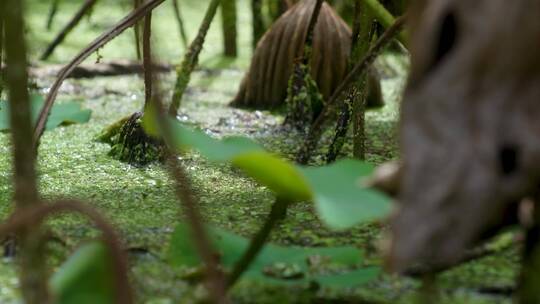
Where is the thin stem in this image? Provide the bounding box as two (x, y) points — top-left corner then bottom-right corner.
(133, 0), (143, 60)
(145, 57), (229, 303)
(352, 1), (377, 160)
(2, 0), (47, 302)
(143, 11), (152, 107)
(296, 14), (407, 164)
(172, 0), (189, 48)
(302, 0), (323, 64)
(46, 0), (60, 30)
(40, 0), (99, 60)
(227, 197), (289, 288)
(326, 0), (376, 162)
(169, 0), (222, 116)
(166, 154), (229, 303)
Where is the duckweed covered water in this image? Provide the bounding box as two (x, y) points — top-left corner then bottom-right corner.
(0, 1), (519, 302)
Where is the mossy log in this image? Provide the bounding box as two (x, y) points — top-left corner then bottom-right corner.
(231, 0), (382, 110)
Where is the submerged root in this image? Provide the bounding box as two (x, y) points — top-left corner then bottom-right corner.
(97, 112), (164, 166)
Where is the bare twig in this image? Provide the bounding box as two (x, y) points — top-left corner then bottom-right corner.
(143, 11), (152, 107)
(296, 14), (407, 164)
(40, 0), (99, 60)
(34, 0), (166, 149)
(1, 0), (49, 302)
(133, 0), (143, 61)
(172, 0), (189, 48)
(0, 200), (133, 304)
(46, 0), (61, 30)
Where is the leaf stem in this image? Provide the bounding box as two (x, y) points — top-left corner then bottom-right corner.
(227, 197), (289, 289)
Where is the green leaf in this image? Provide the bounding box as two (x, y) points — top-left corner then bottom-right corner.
(169, 224), (379, 287)
(232, 152), (312, 201)
(0, 94), (91, 131)
(161, 120), (391, 228)
(165, 119), (311, 200)
(300, 159), (392, 230)
(50, 242), (115, 304)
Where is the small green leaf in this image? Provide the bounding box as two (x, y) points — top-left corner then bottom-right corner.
(232, 152), (312, 201)
(50, 242), (115, 304)
(0, 95), (91, 131)
(300, 159), (391, 230)
(169, 224), (379, 287)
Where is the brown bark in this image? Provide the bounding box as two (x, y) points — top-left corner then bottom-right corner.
(232, 0), (352, 109)
(390, 0), (540, 273)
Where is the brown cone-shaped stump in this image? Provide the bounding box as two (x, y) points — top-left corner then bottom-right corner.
(231, 0), (383, 110)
